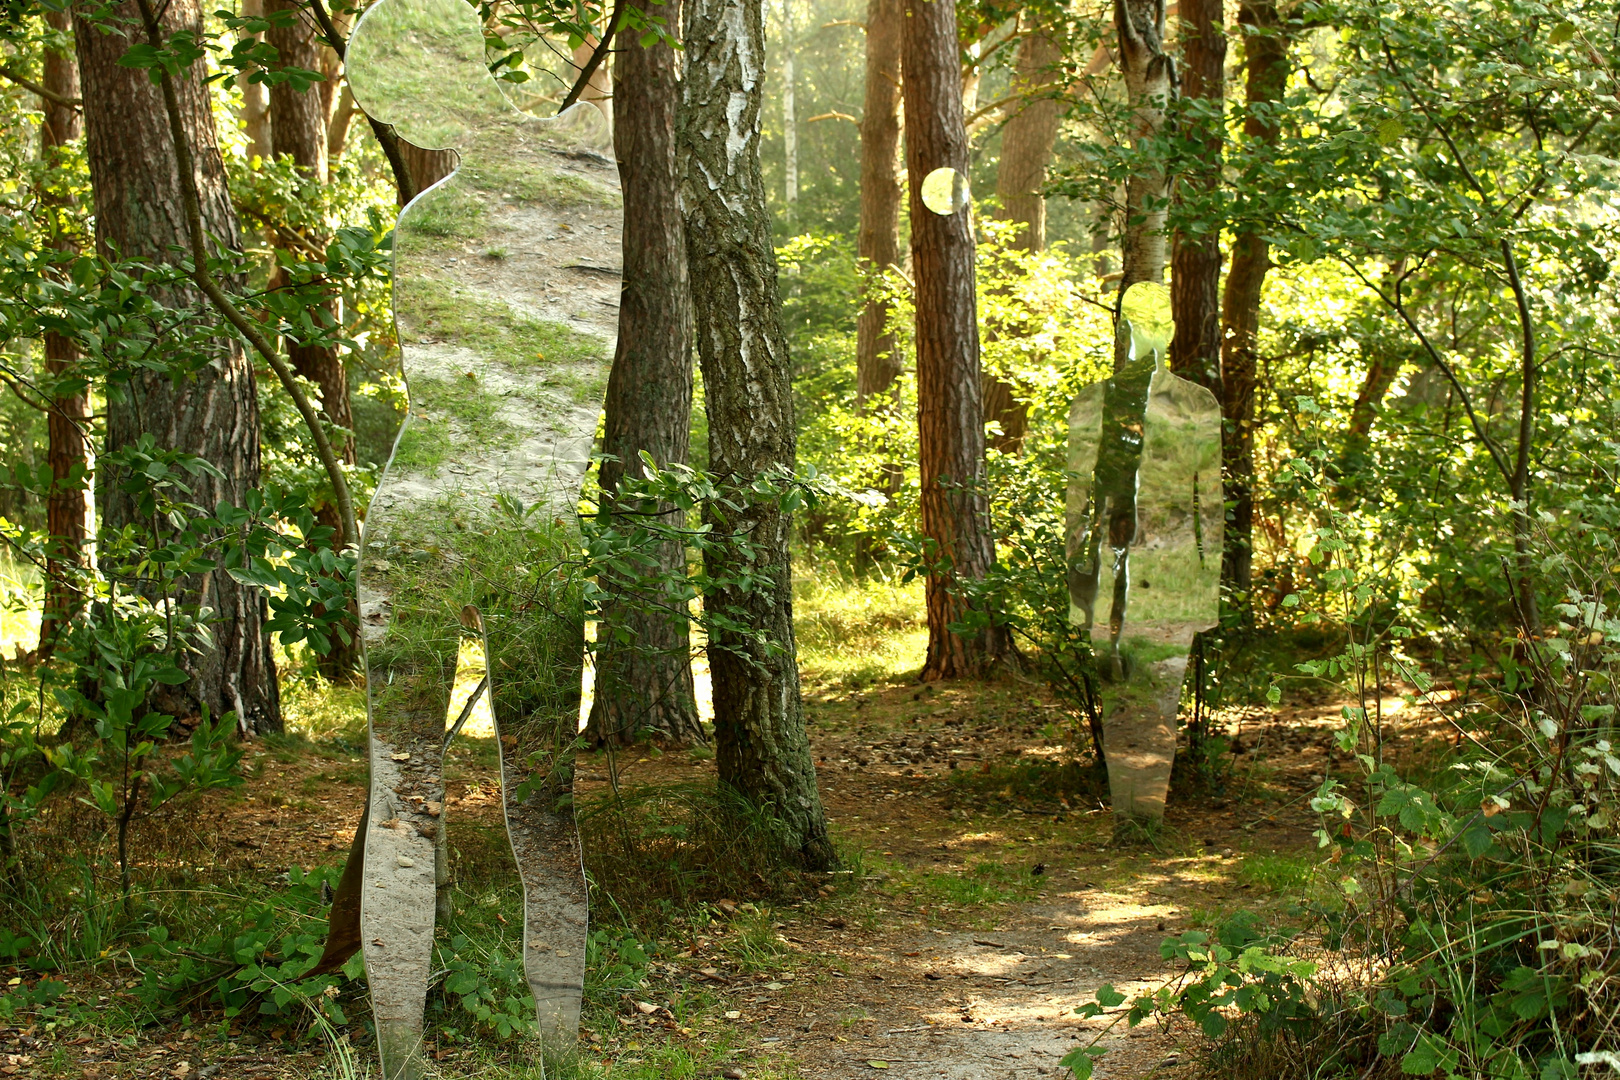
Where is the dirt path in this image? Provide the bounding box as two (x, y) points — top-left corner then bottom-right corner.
(9, 664), (1361, 1080)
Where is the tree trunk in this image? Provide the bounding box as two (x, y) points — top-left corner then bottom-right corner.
(267, 0), (329, 184)
(1114, 0), (1176, 290)
(239, 0), (273, 161)
(854, 0), (904, 406)
(37, 9), (90, 662)
(399, 141), (456, 194)
(570, 38), (613, 130)
(588, 0), (701, 748)
(680, 0), (833, 869)
(904, 0), (1010, 680)
(76, 0), (281, 733)
(1167, 0), (1223, 397)
(1218, 0), (1287, 607)
(327, 81), (356, 163)
(267, 0), (358, 679)
(995, 26), (1060, 253)
(984, 21), (1062, 455)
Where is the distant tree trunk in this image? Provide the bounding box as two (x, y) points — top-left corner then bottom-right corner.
(984, 22), (1062, 455)
(1114, 0), (1176, 290)
(782, 0), (798, 214)
(268, 0), (359, 679)
(1219, 0), (1287, 607)
(904, 0), (1010, 680)
(854, 0), (904, 406)
(570, 38), (613, 129)
(1167, 0), (1223, 396)
(327, 81), (356, 162)
(399, 141), (456, 195)
(76, 0), (280, 733)
(267, 0), (328, 184)
(37, 9), (89, 662)
(680, 0), (833, 868)
(239, 0), (273, 161)
(588, 0), (701, 748)
(995, 26), (1060, 253)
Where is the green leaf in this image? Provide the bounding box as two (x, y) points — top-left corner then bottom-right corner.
(1548, 20), (1576, 43)
(1402, 1033), (1457, 1075)
(1376, 118), (1405, 146)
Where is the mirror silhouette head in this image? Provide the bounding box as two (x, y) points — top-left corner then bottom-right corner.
(346, 0), (512, 154)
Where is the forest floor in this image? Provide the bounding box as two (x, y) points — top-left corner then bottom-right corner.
(0, 583), (1427, 1079)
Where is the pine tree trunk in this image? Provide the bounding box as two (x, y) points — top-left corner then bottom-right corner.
(1219, 0), (1287, 605)
(1114, 0), (1176, 289)
(680, 0), (833, 868)
(76, 0), (281, 733)
(38, 9), (89, 662)
(1167, 0), (1223, 397)
(588, 0), (701, 748)
(904, 0), (1010, 680)
(239, 0), (273, 161)
(854, 0), (903, 406)
(984, 21), (1061, 455)
(267, 0), (358, 679)
(399, 141), (456, 194)
(995, 26), (1060, 253)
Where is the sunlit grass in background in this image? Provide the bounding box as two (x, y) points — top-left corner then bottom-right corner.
(0, 552), (40, 658)
(793, 566), (926, 686)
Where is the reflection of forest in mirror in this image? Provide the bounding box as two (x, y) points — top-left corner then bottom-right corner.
(1067, 283), (1221, 660)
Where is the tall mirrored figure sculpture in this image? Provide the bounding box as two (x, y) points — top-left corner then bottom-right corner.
(347, 0), (620, 1072)
(1067, 283), (1222, 824)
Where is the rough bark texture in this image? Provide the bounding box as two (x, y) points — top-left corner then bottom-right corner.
(680, 0), (833, 868)
(267, 0), (329, 183)
(38, 9), (89, 661)
(1167, 0), (1223, 397)
(1219, 0), (1287, 603)
(983, 22), (1062, 454)
(854, 0), (904, 405)
(76, 0), (280, 732)
(995, 26), (1061, 253)
(588, 0), (701, 748)
(267, 0), (358, 678)
(398, 141), (456, 193)
(904, 0), (1010, 680)
(1114, 0), (1176, 290)
(240, 0), (273, 160)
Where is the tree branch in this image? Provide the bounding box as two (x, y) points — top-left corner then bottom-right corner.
(0, 62), (82, 107)
(134, 0), (358, 552)
(1340, 255), (1514, 487)
(306, 0), (417, 204)
(559, 0), (626, 113)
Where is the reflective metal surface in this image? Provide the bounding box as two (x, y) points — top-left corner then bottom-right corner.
(1067, 282), (1221, 823)
(920, 166), (970, 215)
(347, 0), (621, 1072)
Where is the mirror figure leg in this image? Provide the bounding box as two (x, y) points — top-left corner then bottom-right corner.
(358, 624), (455, 1080)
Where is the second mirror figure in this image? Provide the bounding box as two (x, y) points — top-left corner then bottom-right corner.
(1067, 282), (1222, 826)
(346, 0), (621, 1075)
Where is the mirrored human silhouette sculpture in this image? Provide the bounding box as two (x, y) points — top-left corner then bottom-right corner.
(1067, 282), (1221, 823)
(347, 0), (621, 1072)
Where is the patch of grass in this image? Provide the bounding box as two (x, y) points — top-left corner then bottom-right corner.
(1236, 852), (1316, 893)
(404, 183), (488, 241)
(459, 157), (616, 209)
(793, 568), (927, 687)
(906, 859), (1037, 908)
(577, 781), (817, 931)
(396, 273), (608, 376)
